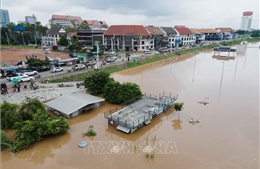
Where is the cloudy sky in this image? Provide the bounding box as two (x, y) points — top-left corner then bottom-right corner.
(1, 0), (259, 29)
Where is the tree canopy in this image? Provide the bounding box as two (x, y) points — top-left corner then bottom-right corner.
(0, 98), (70, 152)
(84, 71), (114, 95)
(25, 55), (50, 68)
(103, 81), (142, 104)
(173, 102), (184, 112)
(57, 35), (69, 46)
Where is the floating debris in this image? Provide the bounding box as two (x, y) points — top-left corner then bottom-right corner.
(197, 101), (209, 105)
(78, 141), (88, 148)
(189, 118), (200, 125)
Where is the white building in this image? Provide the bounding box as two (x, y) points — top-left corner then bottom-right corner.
(174, 26), (196, 47)
(25, 15), (37, 25)
(42, 27), (70, 46)
(240, 11), (253, 31)
(49, 14), (83, 27)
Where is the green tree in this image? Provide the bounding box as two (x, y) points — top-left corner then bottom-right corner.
(173, 102), (184, 118)
(57, 35), (69, 46)
(79, 20), (90, 30)
(25, 55), (50, 68)
(251, 30), (260, 37)
(103, 81), (142, 104)
(1, 102), (21, 129)
(19, 98), (47, 121)
(84, 71), (113, 95)
(1, 131), (13, 151)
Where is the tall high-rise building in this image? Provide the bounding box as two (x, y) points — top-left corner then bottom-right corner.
(0, 9), (10, 27)
(240, 11), (253, 31)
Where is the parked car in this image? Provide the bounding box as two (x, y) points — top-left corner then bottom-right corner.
(20, 75), (34, 82)
(69, 52), (77, 58)
(73, 64), (86, 70)
(144, 50), (151, 54)
(19, 70), (38, 76)
(105, 55), (117, 62)
(44, 49), (51, 54)
(6, 73), (24, 81)
(51, 67), (63, 73)
(159, 47), (170, 53)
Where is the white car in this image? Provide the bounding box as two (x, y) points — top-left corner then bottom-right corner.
(22, 70), (38, 76)
(51, 67), (63, 73)
(20, 75), (34, 82)
(73, 64), (86, 70)
(6, 73), (24, 81)
(8, 74), (33, 82)
(144, 50), (151, 54)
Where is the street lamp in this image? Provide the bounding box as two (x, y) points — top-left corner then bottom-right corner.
(218, 62), (225, 100)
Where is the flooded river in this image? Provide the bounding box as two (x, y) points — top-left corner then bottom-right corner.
(2, 43), (259, 169)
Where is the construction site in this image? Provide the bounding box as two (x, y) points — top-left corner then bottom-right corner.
(104, 92), (178, 133)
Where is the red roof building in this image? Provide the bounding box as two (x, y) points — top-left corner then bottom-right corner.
(86, 20), (108, 30)
(174, 25), (193, 35)
(174, 26), (196, 46)
(104, 25), (150, 36)
(145, 26), (165, 36)
(104, 25), (152, 52)
(243, 11), (253, 16)
(49, 14), (83, 27)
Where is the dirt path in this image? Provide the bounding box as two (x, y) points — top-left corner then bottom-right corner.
(1, 46), (71, 66)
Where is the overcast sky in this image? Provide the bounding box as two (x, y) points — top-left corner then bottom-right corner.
(1, 0), (259, 29)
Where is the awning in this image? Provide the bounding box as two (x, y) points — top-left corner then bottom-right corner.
(116, 125), (131, 133)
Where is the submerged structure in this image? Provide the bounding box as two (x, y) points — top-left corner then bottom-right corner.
(45, 92), (105, 118)
(104, 92), (178, 133)
(212, 46), (236, 60)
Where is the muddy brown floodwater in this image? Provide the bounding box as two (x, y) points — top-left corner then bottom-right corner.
(2, 43), (259, 169)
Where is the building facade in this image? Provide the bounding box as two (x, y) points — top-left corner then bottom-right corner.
(0, 9), (10, 27)
(145, 26), (167, 50)
(240, 11), (253, 31)
(174, 26), (196, 47)
(216, 28), (236, 40)
(41, 27), (70, 46)
(76, 29), (106, 46)
(104, 25), (152, 52)
(25, 15), (37, 25)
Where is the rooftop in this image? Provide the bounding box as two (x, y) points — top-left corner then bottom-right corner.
(45, 92), (105, 115)
(104, 25), (150, 36)
(174, 25), (193, 35)
(145, 26), (165, 36)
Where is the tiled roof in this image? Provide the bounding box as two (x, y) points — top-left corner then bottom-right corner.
(71, 16), (83, 22)
(243, 11), (253, 16)
(160, 27), (177, 35)
(104, 25), (150, 36)
(52, 15), (68, 20)
(51, 15), (83, 22)
(216, 27), (234, 33)
(174, 26), (193, 35)
(190, 29), (201, 34)
(86, 20), (96, 26)
(191, 28), (218, 34)
(48, 27), (64, 35)
(99, 21), (107, 26)
(145, 26), (165, 36)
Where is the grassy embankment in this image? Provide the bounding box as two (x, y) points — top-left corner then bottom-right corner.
(46, 37), (259, 83)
